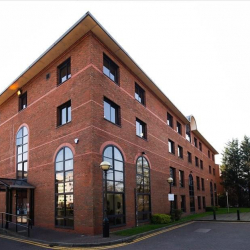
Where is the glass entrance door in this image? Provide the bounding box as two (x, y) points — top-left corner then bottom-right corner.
(16, 190), (27, 223)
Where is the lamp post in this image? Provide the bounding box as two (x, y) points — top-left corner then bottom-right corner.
(167, 177), (173, 219)
(100, 161), (111, 238)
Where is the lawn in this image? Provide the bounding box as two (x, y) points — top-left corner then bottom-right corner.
(113, 208), (250, 236)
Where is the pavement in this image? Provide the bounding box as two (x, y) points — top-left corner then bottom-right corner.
(1, 212), (250, 247)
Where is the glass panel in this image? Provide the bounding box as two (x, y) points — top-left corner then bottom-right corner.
(138, 195), (143, 212)
(62, 107), (67, 124)
(104, 147), (112, 159)
(107, 170), (114, 180)
(65, 171), (73, 182)
(110, 64), (116, 82)
(23, 127), (28, 136)
(16, 138), (22, 146)
(143, 158), (149, 168)
(143, 167), (149, 177)
(18, 163), (22, 171)
(115, 171), (123, 182)
(144, 195), (150, 211)
(107, 181), (114, 192)
(18, 154), (22, 163)
(137, 175), (143, 185)
(114, 194), (123, 215)
(17, 171), (22, 178)
(115, 182), (124, 192)
(65, 147), (73, 160)
(68, 106), (71, 122)
(56, 162), (63, 171)
(23, 162), (27, 172)
(137, 157), (143, 174)
(114, 161), (123, 171)
(17, 146), (22, 154)
(110, 106), (116, 123)
(56, 183), (64, 193)
(60, 66), (67, 83)
(23, 152), (28, 161)
(55, 218), (64, 227)
(23, 136), (28, 144)
(137, 184), (143, 193)
(56, 195), (65, 216)
(144, 177), (149, 185)
(56, 150), (63, 162)
(104, 101), (110, 120)
(114, 148), (122, 161)
(65, 182), (73, 193)
(65, 159), (73, 171)
(136, 121), (140, 136)
(56, 172), (64, 182)
(65, 218), (74, 228)
(23, 144), (28, 153)
(17, 129), (22, 138)
(107, 194), (114, 215)
(144, 185), (150, 193)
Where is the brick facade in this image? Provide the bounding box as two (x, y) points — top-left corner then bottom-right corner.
(0, 13), (219, 235)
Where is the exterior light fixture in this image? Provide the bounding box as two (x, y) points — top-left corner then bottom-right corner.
(100, 161), (111, 237)
(17, 89), (22, 96)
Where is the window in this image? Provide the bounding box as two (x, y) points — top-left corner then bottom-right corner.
(178, 145), (183, 159)
(196, 176), (200, 190)
(202, 196), (206, 209)
(136, 156), (151, 222)
(194, 137), (198, 147)
(58, 58), (71, 84)
(181, 195), (186, 212)
(55, 147), (74, 228)
(210, 182), (214, 206)
(104, 97), (120, 125)
(16, 126), (28, 179)
(188, 151), (192, 163)
(199, 142), (202, 151)
(201, 178), (205, 191)
(212, 154), (214, 161)
(200, 160), (203, 170)
(19, 92), (27, 111)
(186, 124), (191, 142)
(57, 101), (71, 126)
(173, 195), (178, 210)
(195, 157), (199, 167)
(213, 168), (215, 176)
(179, 170), (184, 188)
(177, 121), (182, 135)
(170, 167), (176, 186)
(103, 145), (125, 226)
(208, 150), (210, 158)
(136, 118), (147, 139)
(189, 175), (195, 212)
(198, 196), (201, 209)
(209, 165), (212, 174)
(168, 139), (175, 154)
(103, 54), (119, 84)
(135, 83), (145, 105)
(167, 113), (173, 128)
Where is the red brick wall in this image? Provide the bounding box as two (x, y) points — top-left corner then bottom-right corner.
(0, 32), (219, 235)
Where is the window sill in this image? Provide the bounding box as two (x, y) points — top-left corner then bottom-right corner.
(104, 118), (121, 128)
(136, 135), (148, 141)
(57, 77), (71, 87)
(168, 152), (175, 155)
(135, 99), (146, 107)
(178, 157), (184, 160)
(103, 72), (119, 86)
(56, 121), (71, 129)
(18, 107), (27, 113)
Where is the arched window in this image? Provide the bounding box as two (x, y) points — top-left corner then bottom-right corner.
(189, 174), (195, 212)
(210, 182), (214, 206)
(55, 147), (74, 228)
(103, 145), (125, 226)
(136, 156), (151, 222)
(16, 126), (28, 179)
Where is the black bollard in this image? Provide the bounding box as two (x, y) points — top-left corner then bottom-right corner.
(237, 210), (240, 221)
(213, 210), (216, 220)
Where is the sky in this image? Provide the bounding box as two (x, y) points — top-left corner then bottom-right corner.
(1, 1), (250, 165)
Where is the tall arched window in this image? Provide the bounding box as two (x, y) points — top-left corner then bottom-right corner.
(55, 147), (74, 228)
(189, 174), (195, 212)
(210, 182), (214, 206)
(103, 145), (125, 226)
(16, 126), (28, 179)
(136, 156), (151, 222)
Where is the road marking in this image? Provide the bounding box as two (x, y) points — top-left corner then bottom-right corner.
(0, 222), (194, 249)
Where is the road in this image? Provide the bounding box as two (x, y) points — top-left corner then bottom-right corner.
(1, 222), (250, 250)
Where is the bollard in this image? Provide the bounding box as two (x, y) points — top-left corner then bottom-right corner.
(213, 210), (216, 220)
(237, 210), (240, 221)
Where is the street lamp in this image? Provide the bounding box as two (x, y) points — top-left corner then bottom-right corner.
(167, 177), (174, 219)
(100, 161), (111, 238)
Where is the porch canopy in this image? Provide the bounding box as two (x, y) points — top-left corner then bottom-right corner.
(0, 178), (35, 191)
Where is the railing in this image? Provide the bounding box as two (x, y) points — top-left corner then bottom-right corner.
(0, 212), (32, 237)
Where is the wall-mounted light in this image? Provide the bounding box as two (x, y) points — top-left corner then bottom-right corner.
(17, 89), (22, 96)
(142, 152), (146, 155)
(74, 138), (79, 144)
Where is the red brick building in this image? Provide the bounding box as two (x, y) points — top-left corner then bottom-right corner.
(0, 12), (219, 235)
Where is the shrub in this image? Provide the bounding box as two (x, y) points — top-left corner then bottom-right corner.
(173, 209), (183, 221)
(205, 206), (219, 212)
(151, 214), (171, 224)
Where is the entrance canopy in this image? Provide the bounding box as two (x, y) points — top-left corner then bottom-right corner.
(0, 178), (35, 192)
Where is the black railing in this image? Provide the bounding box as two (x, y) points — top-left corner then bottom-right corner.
(0, 212), (32, 237)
